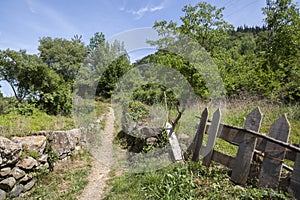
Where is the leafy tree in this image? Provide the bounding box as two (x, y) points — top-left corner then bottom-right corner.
(97, 54), (131, 98)
(152, 2), (233, 54)
(147, 2), (232, 101)
(134, 50), (207, 100)
(261, 0), (300, 101)
(0, 49), (59, 102)
(0, 49), (72, 115)
(38, 37), (87, 83)
(88, 32), (105, 52)
(82, 35), (132, 99)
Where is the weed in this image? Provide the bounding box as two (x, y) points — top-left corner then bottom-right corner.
(104, 161), (292, 199)
(0, 110), (74, 138)
(25, 150), (92, 200)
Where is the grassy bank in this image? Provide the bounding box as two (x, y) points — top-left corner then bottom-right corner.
(0, 109), (75, 138)
(104, 98), (299, 199)
(104, 161), (292, 200)
(23, 150), (92, 200)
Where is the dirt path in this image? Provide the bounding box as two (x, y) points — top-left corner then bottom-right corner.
(79, 107), (115, 200)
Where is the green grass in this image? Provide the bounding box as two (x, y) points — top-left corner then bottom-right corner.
(221, 98), (300, 144)
(0, 100), (111, 138)
(24, 150), (92, 200)
(0, 109), (74, 138)
(105, 98), (299, 199)
(104, 161), (292, 200)
(174, 99), (300, 157)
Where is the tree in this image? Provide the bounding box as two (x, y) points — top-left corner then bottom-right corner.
(0, 49), (59, 102)
(147, 2), (232, 101)
(88, 32), (105, 52)
(0, 49), (72, 115)
(76, 33), (132, 99)
(38, 37), (87, 83)
(262, 0), (300, 101)
(152, 2), (233, 53)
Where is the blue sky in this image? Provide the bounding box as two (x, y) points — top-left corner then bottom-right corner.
(0, 0), (285, 54)
(0, 0), (299, 96)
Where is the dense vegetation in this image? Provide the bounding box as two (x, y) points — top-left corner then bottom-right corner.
(104, 161), (292, 200)
(0, 0), (299, 115)
(0, 0), (299, 199)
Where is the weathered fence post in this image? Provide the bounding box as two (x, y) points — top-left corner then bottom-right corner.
(231, 107), (262, 185)
(202, 108), (221, 167)
(289, 147), (300, 199)
(166, 122), (183, 162)
(185, 108), (208, 162)
(259, 114), (290, 188)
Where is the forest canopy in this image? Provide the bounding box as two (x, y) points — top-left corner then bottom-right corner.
(0, 0), (299, 115)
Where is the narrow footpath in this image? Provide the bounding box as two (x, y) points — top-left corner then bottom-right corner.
(79, 107), (115, 200)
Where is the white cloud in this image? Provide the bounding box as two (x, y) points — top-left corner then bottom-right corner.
(127, 4), (165, 19)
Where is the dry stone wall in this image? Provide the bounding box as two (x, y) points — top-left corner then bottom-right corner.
(0, 128), (86, 199)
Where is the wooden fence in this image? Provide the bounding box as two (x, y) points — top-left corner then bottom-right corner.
(166, 107), (300, 199)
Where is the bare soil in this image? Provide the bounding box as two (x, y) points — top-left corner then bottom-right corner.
(78, 107), (116, 200)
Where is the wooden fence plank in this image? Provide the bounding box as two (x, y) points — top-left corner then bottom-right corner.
(289, 149), (300, 199)
(212, 123), (300, 154)
(211, 150), (235, 169)
(231, 107), (262, 185)
(259, 115), (290, 189)
(166, 122), (183, 162)
(185, 108), (208, 162)
(202, 108), (221, 167)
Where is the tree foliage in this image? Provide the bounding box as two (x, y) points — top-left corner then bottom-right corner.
(1, 1), (300, 117)
(38, 37), (87, 83)
(148, 1), (300, 102)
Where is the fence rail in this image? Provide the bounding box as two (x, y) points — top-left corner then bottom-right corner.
(167, 107), (300, 199)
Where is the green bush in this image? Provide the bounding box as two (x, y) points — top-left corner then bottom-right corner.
(128, 101), (150, 121)
(104, 161), (292, 200)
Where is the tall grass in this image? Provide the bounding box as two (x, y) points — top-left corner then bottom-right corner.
(104, 161), (292, 200)
(25, 150), (92, 200)
(0, 109), (74, 138)
(104, 98), (299, 199)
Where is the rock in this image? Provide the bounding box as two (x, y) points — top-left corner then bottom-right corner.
(10, 184), (23, 197)
(23, 177), (36, 192)
(38, 154), (48, 163)
(11, 135), (47, 155)
(128, 124), (162, 138)
(234, 185), (245, 191)
(0, 177), (16, 190)
(19, 174), (33, 183)
(146, 137), (158, 145)
(0, 189), (6, 200)
(17, 156), (38, 170)
(36, 162), (49, 170)
(0, 137), (22, 167)
(178, 134), (191, 144)
(0, 167), (11, 177)
(11, 167), (26, 179)
(49, 129), (81, 156)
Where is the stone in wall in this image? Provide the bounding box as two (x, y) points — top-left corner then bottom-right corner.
(49, 129), (81, 156)
(10, 184), (23, 198)
(23, 177), (36, 192)
(0, 167), (11, 177)
(0, 189), (6, 200)
(0, 137), (22, 167)
(0, 177), (16, 191)
(0, 128), (85, 198)
(19, 173), (34, 183)
(11, 136), (47, 155)
(11, 167), (26, 179)
(16, 156), (38, 170)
